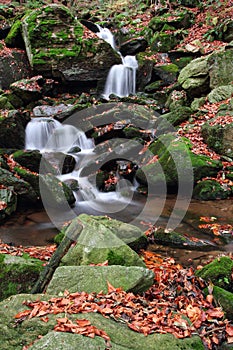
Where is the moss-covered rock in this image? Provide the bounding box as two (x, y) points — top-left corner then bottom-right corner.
(46, 265), (154, 295)
(5, 19), (24, 48)
(207, 85), (233, 103)
(208, 49), (233, 89)
(61, 215), (146, 267)
(0, 294), (204, 350)
(202, 119), (233, 158)
(195, 256), (233, 292)
(12, 150), (42, 173)
(136, 135), (222, 190)
(212, 286), (233, 320)
(0, 254), (43, 301)
(151, 32), (179, 52)
(193, 179), (231, 200)
(156, 106), (192, 133)
(0, 167), (38, 205)
(39, 174), (76, 207)
(20, 4), (121, 89)
(153, 228), (214, 249)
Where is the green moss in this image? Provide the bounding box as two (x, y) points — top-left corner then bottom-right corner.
(196, 257), (233, 291)
(212, 286), (233, 320)
(107, 250), (126, 265)
(0, 254), (44, 301)
(193, 179), (231, 200)
(5, 19), (22, 47)
(160, 63), (179, 74)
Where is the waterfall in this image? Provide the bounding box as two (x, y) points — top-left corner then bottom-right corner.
(96, 25), (138, 100)
(25, 117), (94, 152)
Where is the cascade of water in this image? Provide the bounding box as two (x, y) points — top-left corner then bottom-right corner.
(25, 117), (61, 151)
(25, 117), (94, 152)
(97, 25), (138, 100)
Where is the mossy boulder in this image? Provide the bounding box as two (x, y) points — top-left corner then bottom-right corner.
(0, 110), (30, 149)
(153, 228), (214, 249)
(0, 254), (43, 301)
(46, 265), (154, 295)
(20, 4), (121, 88)
(149, 10), (193, 32)
(178, 48), (233, 97)
(0, 167), (38, 205)
(193, 179), (231, 200)
(212, 286), (233, 320)
(156, 106), (192, 133)
(39, 174), (76, 207)
(0, 187), (17, 222)
(202, 119), (233, 158)
(151, 32), (179, 52)
(207, 85), (233, 104)
(61, 215), (146, 267)
(208, 49), (233, 89)
(0, 294), (204, 350)
(195, 256), (233, 292)
(136, 135), (222, 190)
(12, 150), (42, 173)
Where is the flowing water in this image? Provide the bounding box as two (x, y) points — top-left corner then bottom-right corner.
(1, 117), (232, 267)
(97, 25), (138, 100)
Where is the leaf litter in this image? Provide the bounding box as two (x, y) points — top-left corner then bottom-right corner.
(12, 249), (233, 349)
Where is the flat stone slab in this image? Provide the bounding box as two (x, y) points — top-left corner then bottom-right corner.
(46, 265), (154, 295)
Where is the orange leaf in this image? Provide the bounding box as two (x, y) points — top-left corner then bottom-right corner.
(226, 324), (233, 336)
(14, 309), (31, 319)
(76, 319), (91, 327)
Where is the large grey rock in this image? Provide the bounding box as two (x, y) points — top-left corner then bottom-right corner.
(178, 48), (233, 97)
(207, 85), (233, 103)
(0, 294), (205, 350)
(28, 332), (107, 350)
(21, 4), (121, 89)
(0, 110), (30, 149)
(61, 215), (146, 267)
(202, 119), (233, 158)
(46, 265), (154, 295)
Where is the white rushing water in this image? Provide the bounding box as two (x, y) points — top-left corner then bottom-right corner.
(25, 117), (94, 152)
(25, 117), (135, 214)
(96, 25), (138, 100)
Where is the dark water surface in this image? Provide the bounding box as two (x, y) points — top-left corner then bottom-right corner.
(0, 196), (232, 267)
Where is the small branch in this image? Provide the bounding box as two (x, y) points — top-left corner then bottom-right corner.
(31, 220), (83, 294)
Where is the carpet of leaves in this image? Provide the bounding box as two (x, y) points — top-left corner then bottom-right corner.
(13, 250), (233, 349)
(178, 97), (233, 188)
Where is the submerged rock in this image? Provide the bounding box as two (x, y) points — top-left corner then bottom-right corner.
(47, 265), (154, 295)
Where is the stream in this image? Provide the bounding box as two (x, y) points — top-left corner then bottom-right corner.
(1, 196), (232, 268)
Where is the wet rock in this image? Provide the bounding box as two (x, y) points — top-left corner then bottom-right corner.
(119, 37), (148, 56)
(153, 228), (216, 250)
(47, 265), (154, 295)
(12, 150), (42, 173)
(0, 110), (30, 149)
(39, 174), (76, 207)
(0, 45), (31, 90)
(20, 4), (121, 90)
